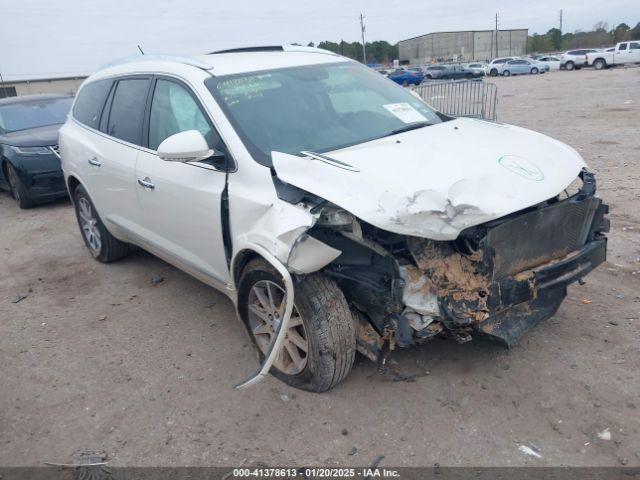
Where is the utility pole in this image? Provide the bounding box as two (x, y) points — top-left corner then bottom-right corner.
(359, 13), (366, 64)
(495, 13), (499, 58)
(559, 9), (563, 36)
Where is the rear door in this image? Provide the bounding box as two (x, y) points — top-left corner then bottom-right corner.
(93, 76), (151, 233)
(134, 76), (231, 285)
(628, 42), (640, 63)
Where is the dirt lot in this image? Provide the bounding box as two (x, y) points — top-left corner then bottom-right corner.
(1, 67), (639, 468)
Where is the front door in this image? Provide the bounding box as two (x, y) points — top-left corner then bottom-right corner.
(134, 77), (231, 285)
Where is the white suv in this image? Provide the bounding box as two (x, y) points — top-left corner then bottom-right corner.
(60, 45), (609, 392)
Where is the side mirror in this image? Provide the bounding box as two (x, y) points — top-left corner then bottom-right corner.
(157, 130), (213, 162)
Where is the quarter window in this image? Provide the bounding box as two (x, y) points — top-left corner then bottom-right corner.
(630, 42), (640, 50)
(148, 79), (214, 151)
(106, 78), (151, 145)
(73, 79), (113, 129)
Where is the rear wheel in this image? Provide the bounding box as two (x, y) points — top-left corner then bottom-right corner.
(238, 259), (356, 392)
(565, 61), (575, 71)
(73, 184), (130, 262)
(5, 163), (36, 209)
(594, 59), (606, 70)
(490, 68), (498, 77)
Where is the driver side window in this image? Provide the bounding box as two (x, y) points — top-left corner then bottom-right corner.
(148, 79), (216, 151)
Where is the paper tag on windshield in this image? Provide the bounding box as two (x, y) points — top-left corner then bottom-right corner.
(383, 103), (428, 123)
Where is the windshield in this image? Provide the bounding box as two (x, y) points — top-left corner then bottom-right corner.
(0, 97), (72, 133)
(207, 62), (443, 165)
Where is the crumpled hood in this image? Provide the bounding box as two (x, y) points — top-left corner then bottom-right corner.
(0, 124), (62, 147)
(272, 117), (586, 240)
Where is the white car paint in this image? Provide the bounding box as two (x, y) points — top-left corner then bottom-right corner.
(537, 56), (561, 71)
(586, 41), (640, 69)
(59, 46), (592, 388)
(273, 118), (585, 240)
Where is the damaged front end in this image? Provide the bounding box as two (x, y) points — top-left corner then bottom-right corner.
(293, 169), (608, 359)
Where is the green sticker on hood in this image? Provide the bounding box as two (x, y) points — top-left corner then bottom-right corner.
(498, 155), (544, 181)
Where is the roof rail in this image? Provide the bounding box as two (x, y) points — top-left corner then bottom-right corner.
(209, 45), (340, 57)
(99, 54), (212, 71)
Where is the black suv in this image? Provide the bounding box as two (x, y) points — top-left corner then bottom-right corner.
(0, 94), (73, 208)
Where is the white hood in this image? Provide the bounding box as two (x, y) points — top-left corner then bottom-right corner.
(272, 117), (586, 240)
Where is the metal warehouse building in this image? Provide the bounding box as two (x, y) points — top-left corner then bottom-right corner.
(0, 74), (88, 98)
(398, 29), (528, 65)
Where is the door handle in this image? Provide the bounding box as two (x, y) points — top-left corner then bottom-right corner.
(137, 177), (155, 190)
(88, 157), (101, 167)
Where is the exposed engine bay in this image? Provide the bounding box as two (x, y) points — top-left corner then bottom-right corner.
(275, 169), (609, 360)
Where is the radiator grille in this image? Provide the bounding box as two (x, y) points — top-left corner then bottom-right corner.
(486, 196), (599, 279)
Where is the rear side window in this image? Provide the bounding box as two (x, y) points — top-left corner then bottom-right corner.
(630, 42), (640, 50)
(73, 79), (113, 129)
(106, 78), (151, 145)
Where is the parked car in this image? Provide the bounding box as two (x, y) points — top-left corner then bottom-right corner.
(387, 68), (423, 85)
(465, 62), (488, 75)
(502, 59), (545, 76)
(424, 65), (482, 80)
(531, 59), (551, 73)
(59, 46), (609, 392)
(485, 57), (514, 76)
(0, 94), (73, 208)
(537, 55), (561, 70)
(586, 41), (640, 70)
(560, 49), (598, 70)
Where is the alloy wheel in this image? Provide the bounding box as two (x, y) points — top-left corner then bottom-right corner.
(247, 280), (308, 375)
(6, 166), (20, 201)
(78, 197), (102, 254)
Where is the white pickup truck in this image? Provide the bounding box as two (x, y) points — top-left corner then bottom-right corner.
(586, 41), (640, 70)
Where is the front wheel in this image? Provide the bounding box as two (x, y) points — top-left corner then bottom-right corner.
(5, 163), (36, 209)
(489, 69), (498, 77)
(565, 61), (575, 71)
(502, 70), (511, 77)
(73, 184), (130, 262)
(238, 259), (356, 392)
(594, 59), (607, 70)
(531, 67), (539, 74)
(402, 80), (409, 87)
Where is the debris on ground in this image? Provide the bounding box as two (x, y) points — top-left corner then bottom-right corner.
(370, 454), (385, 468)
(348, 446), (358, 456)
(341, 428), (349, 436)
(11, 295), (27, 304)
(98, 315), (107, 321)
(518, 444), (542, 458)
(581, 298), (593, 305)
(151, 276), (165, 285)
(597, 428), (612, 441)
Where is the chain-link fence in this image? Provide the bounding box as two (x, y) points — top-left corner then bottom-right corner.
(413, 79), (498, 121)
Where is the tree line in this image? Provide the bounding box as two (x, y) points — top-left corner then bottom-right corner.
(527, 22), (640, 53)
(307, 20), (640, 63)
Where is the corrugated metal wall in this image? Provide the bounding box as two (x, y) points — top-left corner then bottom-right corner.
(399, 30), (528, 65)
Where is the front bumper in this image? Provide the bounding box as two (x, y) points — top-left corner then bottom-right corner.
(478, 238), (606, 346)
(8, 151), (67, 201)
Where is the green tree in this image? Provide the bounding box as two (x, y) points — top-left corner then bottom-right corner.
(630, 22), (640, 40)
(612, 23), (631, 42)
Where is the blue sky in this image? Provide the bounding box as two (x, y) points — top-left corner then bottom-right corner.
(1, 0), (638, 78)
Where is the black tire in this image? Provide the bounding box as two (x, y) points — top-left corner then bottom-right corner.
(489, 68), (499, 77)
(531, 67), (539, 74)
(502, 70), (511, 77)
(565, 61), (575, 71)
(594, 59), (606, 70)
(73, 184), (129, 262)
(238, 258), (356, 392)
(402, 80), (409, 87)
(425, 74), (432, 79)
(5, 162), (36, 209)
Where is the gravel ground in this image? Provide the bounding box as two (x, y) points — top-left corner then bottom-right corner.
(1, 67), (639, 468)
